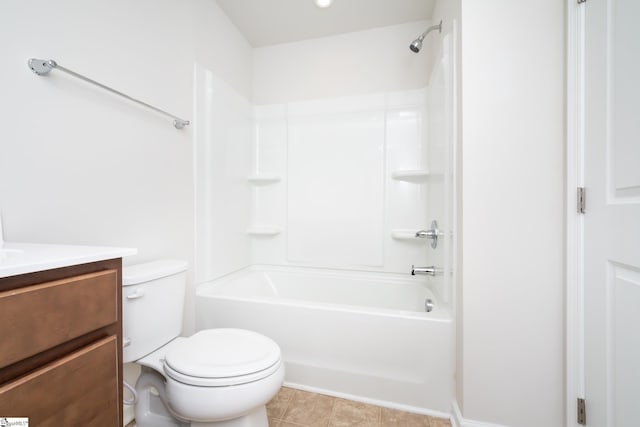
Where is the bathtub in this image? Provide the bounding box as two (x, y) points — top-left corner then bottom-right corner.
(195, 266), (454, 415)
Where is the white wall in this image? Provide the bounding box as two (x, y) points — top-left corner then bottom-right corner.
(253, 21), (432, 105)
(191, 0), (253, 99)
(459, 1), (565, 426)
(0, 0), (251, 331)
(0, 0), (251, 258)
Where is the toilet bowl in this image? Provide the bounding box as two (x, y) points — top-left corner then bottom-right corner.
(122, 260), (284, 427)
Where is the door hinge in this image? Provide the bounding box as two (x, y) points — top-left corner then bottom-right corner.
(577, 187), (586, 214)
(577, 398), (587, 425)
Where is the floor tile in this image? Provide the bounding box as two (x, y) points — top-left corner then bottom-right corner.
(380, 407), (431, 427)
(279, 422), (308, 427)
(429, 417), (452, 427)
(329, 398), (381, 427)
(281, 389), (335, 427)
(267, 386), (297, 418)
(267, 387), (451, 427)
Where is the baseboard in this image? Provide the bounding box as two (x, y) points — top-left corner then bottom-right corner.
(451, 399), (510, 427)
(450, 399), (463, 427)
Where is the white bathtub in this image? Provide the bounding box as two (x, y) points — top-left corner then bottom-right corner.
(195, 266), (454, 415)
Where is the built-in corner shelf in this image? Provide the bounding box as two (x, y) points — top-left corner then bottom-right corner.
(391, 229), (426, 241)
(246, 226), (281, 236)
(247, 175), (281, 185)
(391, 170), (429, 183)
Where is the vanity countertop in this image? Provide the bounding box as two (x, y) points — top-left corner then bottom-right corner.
(0, 242), (137, 278)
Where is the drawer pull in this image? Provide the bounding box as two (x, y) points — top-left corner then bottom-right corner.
(126, 289), (145, 300)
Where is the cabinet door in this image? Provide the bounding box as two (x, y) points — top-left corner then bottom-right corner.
(0, 269), (118, 369)
(0, 336), (119, 426)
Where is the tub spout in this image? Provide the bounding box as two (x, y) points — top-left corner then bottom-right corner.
(411, 265), (441, 276)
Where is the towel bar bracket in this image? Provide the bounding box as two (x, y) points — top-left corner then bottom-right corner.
(28, 58), (56, 76)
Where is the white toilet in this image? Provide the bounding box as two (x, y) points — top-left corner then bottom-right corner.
(122, 260), (284, 427)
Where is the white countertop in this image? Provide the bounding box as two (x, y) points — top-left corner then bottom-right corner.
(0, 242), (137, 278)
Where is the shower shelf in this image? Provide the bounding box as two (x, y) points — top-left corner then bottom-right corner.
(391, 230), (428, 241)
(246, 226), (281, 236)
(247, 175), (281, 185)
(391, 170), (430, 183)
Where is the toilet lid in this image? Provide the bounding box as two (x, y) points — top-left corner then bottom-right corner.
(163, 329), (281, 385)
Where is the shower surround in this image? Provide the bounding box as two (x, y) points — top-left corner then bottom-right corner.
(249, 89), (433, 277)
(194, 23), (455, 415)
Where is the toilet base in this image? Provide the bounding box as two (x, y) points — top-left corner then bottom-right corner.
(135, 368), (272, 427)
(136, 398), (268, 427)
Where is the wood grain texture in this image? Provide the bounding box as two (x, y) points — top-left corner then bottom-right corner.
(0, 336), (119, 426)
(0, 269), (118, 369)
(0, 259), (123, 426)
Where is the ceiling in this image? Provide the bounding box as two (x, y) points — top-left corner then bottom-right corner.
(216, 0), (435, 47)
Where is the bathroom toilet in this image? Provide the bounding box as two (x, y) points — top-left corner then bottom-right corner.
(122, 260), (284, 427)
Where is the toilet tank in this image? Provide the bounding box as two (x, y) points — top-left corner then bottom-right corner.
(122, 260), (188, 363)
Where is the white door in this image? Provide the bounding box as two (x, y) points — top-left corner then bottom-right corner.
(583, 0), (640, 425)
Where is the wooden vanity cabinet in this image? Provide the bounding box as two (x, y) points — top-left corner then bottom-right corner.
(0, 259), (123, 426)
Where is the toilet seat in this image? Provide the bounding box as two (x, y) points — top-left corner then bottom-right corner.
(163, 328), (282, 387)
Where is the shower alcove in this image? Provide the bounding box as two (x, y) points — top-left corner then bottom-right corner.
(194, 18), (456, 416)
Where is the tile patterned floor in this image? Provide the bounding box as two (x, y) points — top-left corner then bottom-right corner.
(267, 387), (452, 427)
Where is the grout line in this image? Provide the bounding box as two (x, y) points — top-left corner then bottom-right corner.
(327, 395), (339, 427)
(279, 388), (293, 419)
(278, 388), (295, 421)
(321, 392), (334, 427)
(280, 389), (296, 421)
(273, 419), (308, 427)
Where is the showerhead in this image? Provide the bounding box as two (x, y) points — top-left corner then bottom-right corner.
(409, 37), (424, 53)
(409, 20), (442, 53)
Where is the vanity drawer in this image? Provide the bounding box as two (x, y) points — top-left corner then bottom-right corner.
(0, 269), (118, 369)
(0, 335), (119, 426)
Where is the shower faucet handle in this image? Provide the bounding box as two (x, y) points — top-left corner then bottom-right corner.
(415, 230), (438, 239)
(415, 220), (441, 249)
